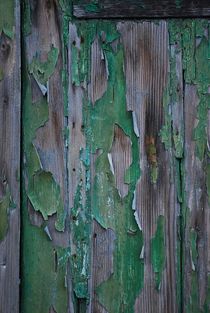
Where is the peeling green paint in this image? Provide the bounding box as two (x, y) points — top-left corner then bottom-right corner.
(21, 189), (69, 313)
(23, 45), (65, 231)
(181, 20), (210, 161)
(173, 131), (183, 159)
(0, 188), (13, 241)
(167, 20), (210, 312)
(27, 171), (66, 231)
(22, 2), (68, 308)
(160, 85), (172, 150)
(151, 215), (166, 291)
(71, 182), (90, 299)
(0, 0), (14, 39)
(70, 21), (144, 313)
(29, 46), (59, 86)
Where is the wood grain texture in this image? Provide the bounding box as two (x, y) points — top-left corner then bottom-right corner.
(73, 0), (210, 18)
(22, 1), (71, 312)
(118, 21), (180, 313)
(0, 1), (21, 312)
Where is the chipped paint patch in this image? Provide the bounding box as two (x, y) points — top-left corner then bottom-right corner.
(71, 21), (144, 312)
(23, 48), (65, 232)
(22, 191), (69, 313)
(151, 215), (166, 291)
(71, 182), (90, 299)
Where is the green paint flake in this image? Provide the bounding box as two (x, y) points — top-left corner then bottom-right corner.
(27, 171), (65, 231)
(180, 20), (210, 161)
(84, 3), (100, 13)
(29, 46), (59, 85)
(72, 21), (143, 313)
(0, 67), (4, 81)
(22, 189), (69, 313)
(173, 131), (183, 159)
(23, 47), (65, 231)
(160, 86), (172, 150)
(0, 0), (14, 39)
(0, 188), (13, 241)
(151, 215), (166, 291)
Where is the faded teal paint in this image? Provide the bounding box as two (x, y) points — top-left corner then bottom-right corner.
(151, 215), (166, 291)
(0, 0), (14, 39)
(70, 21), (144, 312)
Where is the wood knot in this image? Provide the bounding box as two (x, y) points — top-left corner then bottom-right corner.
(0, 37), (11, 58)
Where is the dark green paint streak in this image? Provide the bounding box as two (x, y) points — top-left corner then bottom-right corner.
(71, 21), (143, 313)
(151, 215), (166, 291)
(0, 0), (14, 39)
(0, 188), (14, 241)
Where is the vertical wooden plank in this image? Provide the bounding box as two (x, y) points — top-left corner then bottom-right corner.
(181, 20), (210, 313)
(21, 1), (72, 312)
(118, 21), (180, 313)
(69, 20), (182, 313)
(0, 0), (20, 312)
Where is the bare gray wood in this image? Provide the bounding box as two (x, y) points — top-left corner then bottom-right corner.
(0, 1), (21, 312)
(183, 83), (209, 311)
(73, 0), (210, 18)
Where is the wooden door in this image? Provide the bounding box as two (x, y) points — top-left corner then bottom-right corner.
(0, 1), (209, 313)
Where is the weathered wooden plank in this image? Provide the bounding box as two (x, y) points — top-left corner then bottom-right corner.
(73, 0), (210, 18)
(118, 21), (181, 313)
(180, 20), (210, 313)
(22, 1), (72, 312)
(0, 1), (21, 312)
(68, 19), (183, 313)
